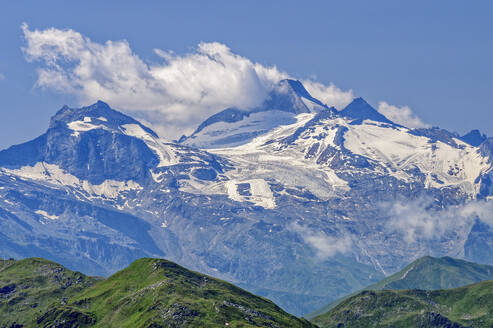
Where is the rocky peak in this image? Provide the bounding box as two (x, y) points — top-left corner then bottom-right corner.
(49, 101), (158, 138)
(340, 97), (393, 124)
(263, 79), (327, 114)
(460, 129), (487, 147)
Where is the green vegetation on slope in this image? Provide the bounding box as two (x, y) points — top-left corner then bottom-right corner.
(0, 257), (100, 327)
(368, 256), (493, 290)
(311, 280), (493, 327)
(0, 257), (315, 327)
(306, 256), (493, 318)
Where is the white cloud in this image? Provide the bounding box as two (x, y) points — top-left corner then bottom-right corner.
(378, 101), (430, 128)
(290, 222), (353, 258)
(21, 24), (353, 139)
(301, 80), (353, 110)
(381, 198), (493, 243)
(0, 73), (5, 80)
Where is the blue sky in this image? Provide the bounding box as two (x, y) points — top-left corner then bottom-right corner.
(1, 1), (492, 149)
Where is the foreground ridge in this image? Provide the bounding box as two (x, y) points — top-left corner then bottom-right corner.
(0, 257), (314, 328)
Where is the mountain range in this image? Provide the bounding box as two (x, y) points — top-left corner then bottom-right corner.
(1, 79), (493, 315)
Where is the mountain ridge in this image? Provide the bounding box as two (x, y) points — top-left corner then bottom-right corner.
(340, 97), (394, 124)
(0, 257), (314, 328)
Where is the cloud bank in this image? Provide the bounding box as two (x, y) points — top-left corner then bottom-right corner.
(382, 198), (493, 243)
(290, 222), (353, 258)
(22, 24), (355, 139)
(378, 101), (429, 129)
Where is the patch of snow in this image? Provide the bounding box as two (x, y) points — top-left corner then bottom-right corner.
(66, 117), (112, 137)
(151, 171), (164, 183)
(300, 97), (324, 113)
(400, 265), (414, 280)
(67, 118), (108, 137)
(81, 179), (142, 198)
(3, 162), (142, 199)
(225, 179), (275, 209)
(35, 209), (59, 220)
(121, 124), (178, 167)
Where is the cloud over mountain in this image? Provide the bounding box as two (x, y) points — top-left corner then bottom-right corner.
(290, 222), (353, 258)
(22, 24), (355, 139)
(377, 101), (429, 128)
(382, 198), (493, 243)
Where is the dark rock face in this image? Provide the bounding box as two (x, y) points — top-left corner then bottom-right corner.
(409, 127), (460, 147)
(193, 107), (252, 135)
(0, 101), (160, 185)
(340, 98), (393, 124)
(0, 283), (16, 295)
(419, 312), (465, 328)
(460, 129), (487, 147)
(36, 307), (97, 327)
(262, 79), (326, 114)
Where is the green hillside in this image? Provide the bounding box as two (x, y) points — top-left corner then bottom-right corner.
(0, 257), (101, 327)
(311, 280), (493, 327)
(307, 256), (493, 319)
(0, 257), (314, 327)
(368, 256), (493, 290)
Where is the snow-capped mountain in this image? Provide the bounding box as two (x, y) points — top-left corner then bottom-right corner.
(180, 79), (328, 148)
(0, 101), (227, 200)
(1, 81), (493, 316)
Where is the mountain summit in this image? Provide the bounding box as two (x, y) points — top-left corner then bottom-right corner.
(460, 129), (487, 146)
(49, 100), (157, 137)
(180, 79), (328, 148)
(340, 97), (393, 124)
(0, 101), (160, 184)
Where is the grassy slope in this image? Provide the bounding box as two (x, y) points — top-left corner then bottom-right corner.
(311, 280), (493, 328)
(306, 256), (493, 319)
(1, 257), (315, 327)
(369, 256), (493, 290)
(0, 257), (100, 327)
